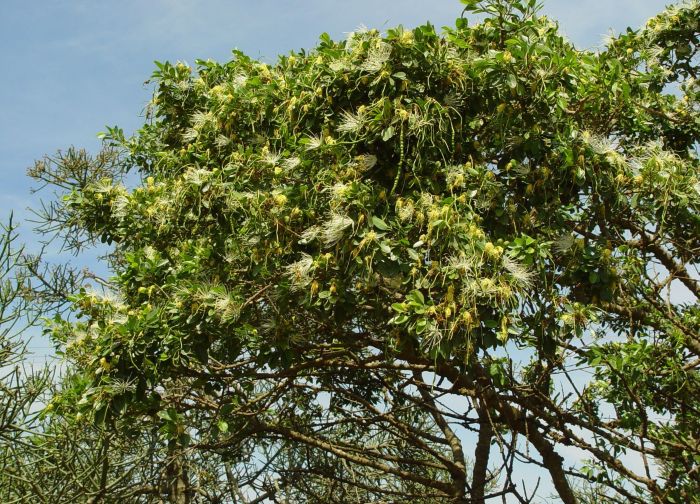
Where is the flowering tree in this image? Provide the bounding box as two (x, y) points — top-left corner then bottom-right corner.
(27, 0), (700, 502)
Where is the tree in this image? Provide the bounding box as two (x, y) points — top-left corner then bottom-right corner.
(0, 216), (49, 451)
(28, 0), (699, 502)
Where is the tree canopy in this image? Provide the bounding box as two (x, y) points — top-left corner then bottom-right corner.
(6, 0), (700, 502)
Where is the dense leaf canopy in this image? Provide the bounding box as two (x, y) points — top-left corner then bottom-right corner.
(15, 0), (700, 502)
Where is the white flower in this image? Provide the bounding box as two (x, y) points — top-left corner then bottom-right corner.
(422, 324), (447, 350)
(183, 168), (211, 186)
(502, 254), (535, 290)
(321, 214), (354, 245)
(448, 253), (480, 275)
(585, 135), (617, 155)
(199, 289), (240, 322)
(418, 193), (434, 209)
(282, 157), (301, 170)
(214, 134), (231, 148)
(191, 110), (215, 130)
(285, 253), (315, 291)
(329, 59), (351, 72)
(330, 183), (351, 200)
(233, 73), (248, 89)
(262, 150), (282, 166)
(143, 245), (158, 262)
(346, 24), (370, 52)
(354, 154), (377, 172)
(408, 111), (432, 132)
(337, 110), (365, 134)
(553, 234), (575, 254)
(182, 127), (199, 142)
(299, 226), (321, 244)
(397, 199), (415, 223)
(361, 41), (392, 73)
(304, 134), (323, 151)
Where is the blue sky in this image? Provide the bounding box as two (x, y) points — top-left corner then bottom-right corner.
(0, 0), (672, 221)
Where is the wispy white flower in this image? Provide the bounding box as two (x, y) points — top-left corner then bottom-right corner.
(422, 324), (447, 350)
(396, 199), (415, 223)
(601, 30), (618, 48)
(304, 134), (323, 151)
(194, 286), (241, 322)
(361, 41), (392, 72)
(111, 194), (131, 219)
(176, 80), (191, 92)
(282, 157), (301, 170)
(329, 59), (351, 72)
(445, 47), (461, 64)
(354, 154), (377, 172)
(448, 253), (480, 275)
(330, 183), (351, 201)
(143, 245), (158, 262)
(553, 234), (575, 254)
(262, 150), (282, 166)
(445, 166), (467, 189)
(502, 254), (535, 289)
(212, 293), (241, 322)
(191, 110), (214, 129)
(183, 168), (211, 186)
(214, 134), (231, 149)
(285, 253), (314, 291)
(299, 226), (321, 245)
(586, 135), (628, 168)
(418, 193), (434, 209)
(346, 24), (370, 52)
(337, 110), (366, 134)
(182, 127), (199, 142)
(321, 214), (354, 245)
(233, 73), (248, 89)
(585, 135), (617, 155)
(107, 378), (137, 395)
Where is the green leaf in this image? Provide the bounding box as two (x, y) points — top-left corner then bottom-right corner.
(382, 126), (395, 141)
(372, 216), (390, 230)
(391, 302), (408, 313)
(407, 290), (425, 305)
